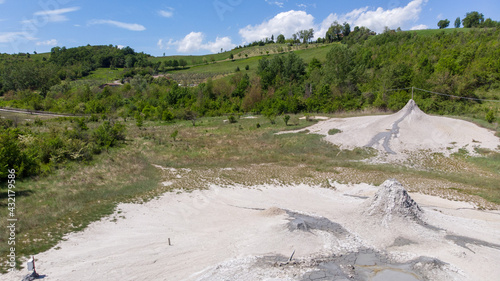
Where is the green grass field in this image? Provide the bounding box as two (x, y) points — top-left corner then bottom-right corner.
(158, 43), (337, 85)
(409, 27), (474, 36)
(84, 68), (125, 81)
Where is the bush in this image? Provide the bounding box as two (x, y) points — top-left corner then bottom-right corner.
(0, 129), (38, 181)
(170, 130), (178, 141)
(89, 114), (99, 122)
(228, 115), (237, 123)
(485, 110), (496, 123)
(283, 115), (290, 126)
(328, 129), (342, 135)
(92, 121), (126, 150)
(0, 118), (13, 129)
(135, 112), (144, 128)
(162, 110), (175, 122)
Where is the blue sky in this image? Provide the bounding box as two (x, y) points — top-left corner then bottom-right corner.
(0, 0), (498, 56)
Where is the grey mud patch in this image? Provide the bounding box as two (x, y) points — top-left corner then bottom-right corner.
(256, 249), (447, 281)
(445, 234), (500, 253)
(282, 210), (448, 281)
(390, 237), (417, 247)
(285, 210), (349, 236)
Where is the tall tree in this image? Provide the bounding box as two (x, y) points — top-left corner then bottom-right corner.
(462, 11), (484, 28)
(454, 17), (461, 28)
(179, 59), (187, 68)
(342, 22), (351, 37)
(482, 18), (500, 28)
(325, 21), (343, 43)
(295, 29), (314, 44)
(276, 34), (285, 44)
(323, 45), (362, 91)
(438, 19), (450, 29)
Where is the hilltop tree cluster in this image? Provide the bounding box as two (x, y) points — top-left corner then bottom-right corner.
(438, 11), (500, 29)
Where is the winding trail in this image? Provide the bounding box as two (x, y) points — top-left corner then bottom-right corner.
(0, 107), (85, 118)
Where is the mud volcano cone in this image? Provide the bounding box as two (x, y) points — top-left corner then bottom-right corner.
(365, 179), (423, 227)
(303, 98), (500, 157)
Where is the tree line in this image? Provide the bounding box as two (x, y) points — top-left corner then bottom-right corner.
(0, 45), (152, 95)
(2, 26), (498, 119)
(438, 11), (500, 29)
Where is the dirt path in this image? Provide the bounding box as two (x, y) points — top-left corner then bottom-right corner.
(0, 107), (84, 118)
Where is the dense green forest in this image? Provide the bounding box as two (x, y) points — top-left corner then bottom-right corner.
(1, 25), (500, 181)
(3, 28), (499, 116)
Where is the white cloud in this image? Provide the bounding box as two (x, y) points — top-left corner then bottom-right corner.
(316, 0), (428, 36)
(176, 32), (204, 53)
(157, 38), (174, 50)
(158, 8), (174, 18)
(117, 45), (125, 49)
(159, 32), (236, 54)
(297, 4), (307, 9)
(0, 32), (36, 43)
(36, 39), (58, 46)
(33, 7), (80, 22)
(437, 13), (444, 20)
(0, 0), (5, 4)
(265, 0), (285, 8)
(411, 24), (428, 30)
(89, 19), (146, 31)
(239, 10), (314, 43)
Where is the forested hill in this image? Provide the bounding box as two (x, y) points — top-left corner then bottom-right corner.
(0, 28), (499, 121)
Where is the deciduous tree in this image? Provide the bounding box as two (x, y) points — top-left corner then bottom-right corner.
(438, 19), (450, 29)
(276, 34), (285, 44)
(462, 11), (484, 28)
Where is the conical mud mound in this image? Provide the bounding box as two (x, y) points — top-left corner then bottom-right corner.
(287, 99), (500, 159)
(365, 179), (423, 227)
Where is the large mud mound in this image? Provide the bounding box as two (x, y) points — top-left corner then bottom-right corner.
(365, 179), (423, 226)
(284, 99), (500, 158)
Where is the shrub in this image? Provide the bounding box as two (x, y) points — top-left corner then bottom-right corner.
(328, 129), (342, 135)
(228, 115), (237, 123)
(93, 121), (126, 150)
(0, 118), (13, 129)
(485, 110), (496, 123)
(162, 110), (175, 122)
(283, 115), (290, 126)
(0, 129), (38, 180)
(135, 112), (144, 128)
(170, 130), (178, 141)
(33, 118), (43, 126)
(89, 114), (99, 122)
